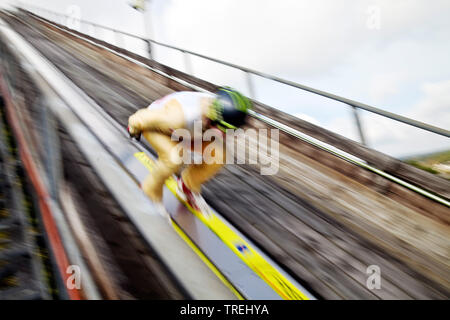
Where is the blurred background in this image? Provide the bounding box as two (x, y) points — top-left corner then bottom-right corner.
(0, 0), (448, 300)
(3, 0), (450, 159)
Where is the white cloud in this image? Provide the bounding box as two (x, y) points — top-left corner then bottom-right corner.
(294, 113), (320, 126)
(152, 0), (450, 78)
(368, 72), (405, 103)
(327, 80), (450, 157)
(410, 80), (450, 129)
(325, 115), (360, 143)
(155, 0), (364, 76)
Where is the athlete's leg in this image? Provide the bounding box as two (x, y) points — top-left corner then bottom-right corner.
(181, 140), (226, 193)
(141, 131), (182, 202)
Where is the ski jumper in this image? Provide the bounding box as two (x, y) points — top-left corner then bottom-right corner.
(128, 91), (226, 202)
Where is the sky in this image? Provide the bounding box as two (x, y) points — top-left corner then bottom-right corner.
(1, 0), (449, 158)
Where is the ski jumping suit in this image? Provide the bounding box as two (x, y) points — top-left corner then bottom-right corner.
(128, 91), (226, 202)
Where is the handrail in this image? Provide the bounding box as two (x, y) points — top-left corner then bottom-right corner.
(12, 7), (450, 206)
(20, 4), (450, 141)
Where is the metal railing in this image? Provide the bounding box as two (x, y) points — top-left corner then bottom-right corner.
(20, 4), (450, 148)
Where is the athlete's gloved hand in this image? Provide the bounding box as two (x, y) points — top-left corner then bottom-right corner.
(127, 114), (142, 140)
(127, 125), (141, 140)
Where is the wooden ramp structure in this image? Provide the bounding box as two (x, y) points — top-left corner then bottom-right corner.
(0, 8), (448, 299)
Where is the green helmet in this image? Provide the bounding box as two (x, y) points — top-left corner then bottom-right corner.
(209, 87), (252, 132)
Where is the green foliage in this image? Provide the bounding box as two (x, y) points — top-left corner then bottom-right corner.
(405, 160), (439, 175)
